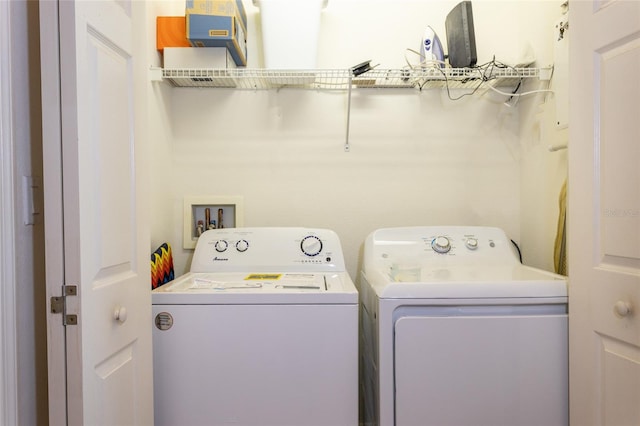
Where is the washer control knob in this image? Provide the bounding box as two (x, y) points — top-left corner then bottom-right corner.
(215, 240), (228, 252)
(301, 235), (323, 257)
(236, 239), (249, 252)
(465, 238), (479, 250)
(432, 236), (451, 254)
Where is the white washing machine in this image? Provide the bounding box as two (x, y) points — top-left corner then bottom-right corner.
(359, 226), (568, 426)
(152, 227), (358, 426)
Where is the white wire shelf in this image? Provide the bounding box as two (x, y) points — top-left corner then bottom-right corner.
(155, 66), (549, 90)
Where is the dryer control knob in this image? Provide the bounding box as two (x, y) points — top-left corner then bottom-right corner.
(215, 240), (228, 252)
(465, 238), (479, 250)
(301, 235), (323, 257)
(236, 239), (249, 252)
(432, 236), (451, 254)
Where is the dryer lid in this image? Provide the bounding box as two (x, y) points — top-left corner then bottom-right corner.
(361, 226), (567, 299)
(364, 264), (567, 299)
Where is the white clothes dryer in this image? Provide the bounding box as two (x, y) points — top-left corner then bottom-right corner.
(152, 227), (358, 426)
(359, 226), (568, 426)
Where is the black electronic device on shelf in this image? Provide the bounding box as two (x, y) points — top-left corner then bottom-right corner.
(445, 1), (477, 68)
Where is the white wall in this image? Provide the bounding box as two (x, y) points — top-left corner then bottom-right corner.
(147, 0), (567, 279)
(515, 1), (568, 271)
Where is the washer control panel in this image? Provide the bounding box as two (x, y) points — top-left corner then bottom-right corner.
(190, 227), (346, 273)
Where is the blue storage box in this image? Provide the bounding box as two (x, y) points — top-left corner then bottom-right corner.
(186, 14), (247, 66)
(186, 0), (247, 35)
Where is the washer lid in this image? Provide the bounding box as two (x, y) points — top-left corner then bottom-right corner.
(152, 272), (357, 304)
(365, 264), (567, 299)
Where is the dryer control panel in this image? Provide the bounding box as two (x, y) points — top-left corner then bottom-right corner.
(190, 227), (346, 273)
(364, 226), (520, 269)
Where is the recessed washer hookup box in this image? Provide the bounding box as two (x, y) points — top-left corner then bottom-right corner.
(186, 14), (247, 66)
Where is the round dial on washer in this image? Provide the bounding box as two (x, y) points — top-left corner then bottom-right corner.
(300, 235), (323, 257)
(236, 239), (249, 252)
(431, 236), (452, 254)
(214, 240), (228, 252)
(465, 238), (479, 250)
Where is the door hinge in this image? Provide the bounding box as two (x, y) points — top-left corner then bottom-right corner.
(50, 285), (78, 326)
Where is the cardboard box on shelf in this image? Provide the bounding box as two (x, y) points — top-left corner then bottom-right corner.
(185, 0), (247, 35)
(163, 47), (236, 69)
(156, 16), (191, 52)
(186, 14), (247, 66)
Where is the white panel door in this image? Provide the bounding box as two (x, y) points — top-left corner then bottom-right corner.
(41, 0), (153, 424)
(569, 1), (640, 425)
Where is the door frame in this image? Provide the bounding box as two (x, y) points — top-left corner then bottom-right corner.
(40, 0), (68, 424)
(0, 0), (19, 424)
